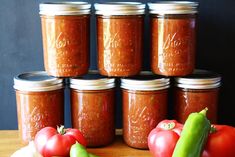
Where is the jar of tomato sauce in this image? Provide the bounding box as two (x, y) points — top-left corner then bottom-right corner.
(148, 1), (198, 76)
(39, 2), (91, 77)
(14, 71), (64, 145)
(174, 69), (221, 123)
(121, 72), (170, 149)
(94, 2), (145, 77)
(70, 72), (116, 147)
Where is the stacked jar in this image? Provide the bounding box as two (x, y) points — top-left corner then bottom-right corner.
(121, 72), (170, 149)
(148, 1), (221, 124)
(14, 71), (64, 145)
(174, 69), (221, 124)
(70, 73), (116, 147)
(14, 2), (94, 145)
(39, 2), (91, 77)
(148, 1), (198, 76)
(13, 1), (222, 150)
(94, 2), (145, 77)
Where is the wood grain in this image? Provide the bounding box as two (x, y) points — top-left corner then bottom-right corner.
(0, 130), (151, 157)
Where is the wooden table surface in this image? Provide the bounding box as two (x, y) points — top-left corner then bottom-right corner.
(0, 130), (151, 157)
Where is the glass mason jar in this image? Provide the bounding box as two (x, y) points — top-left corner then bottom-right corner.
(70, 73), (116, 147)
(14, 71), (64, 145)
(148, 2), (199, 76)
(121, 72), (170, 149)
(94, 2), (145, 77)
(39, 2), (91, 77)
(174, 69), (221, 123)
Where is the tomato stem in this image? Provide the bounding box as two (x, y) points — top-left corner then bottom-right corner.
(210, 125), (217, 134)
(57, 125), (66, 135)
(162, 122), (176, 130)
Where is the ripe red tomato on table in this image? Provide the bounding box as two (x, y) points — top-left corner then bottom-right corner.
(148, 119), (235, 157)
(34, 126), (86, 157)
(202, 125), (235, 157)
(148, 120), (183, 157)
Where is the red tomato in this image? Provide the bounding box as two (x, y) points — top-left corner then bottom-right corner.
(66, 128), (87, 147)
(202, 125), (235, 157)
(34, 126), (86, 157)
(148, 120), (183, 157)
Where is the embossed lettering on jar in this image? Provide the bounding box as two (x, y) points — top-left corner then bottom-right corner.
(148, 2), (198, 76)
(121, 72), (170, 149)
(39, 2), (91, 77)
(70, 73), (116, 147)
(14, 71), (64, 145)
(95, 2), (145, 77)
(174, 69), (221, 123)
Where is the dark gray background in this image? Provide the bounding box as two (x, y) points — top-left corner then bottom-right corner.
(0, 0), (235, 129)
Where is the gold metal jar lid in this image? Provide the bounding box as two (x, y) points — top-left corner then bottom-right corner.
(175, 69), (221, 89)
(70, 70), (115, 90)
(148, 1), (198, 14)
(13, 71), (64, 92)
(121, 71), (170, 91)
(39, 2), (91, 15)
(94, 2), (145, 15)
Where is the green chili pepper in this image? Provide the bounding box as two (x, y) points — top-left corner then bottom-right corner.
(172, 108), (211, 157)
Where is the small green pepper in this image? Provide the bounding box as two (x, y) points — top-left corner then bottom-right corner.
(70, 142), (99, 157)
(70, 142), (89, 157)
(172, 108), (211, 157)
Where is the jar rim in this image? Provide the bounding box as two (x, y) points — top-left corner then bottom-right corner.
(175, 69), (221, 89)
(121, 71), (170, 91)
(39, 2), (91, 15)
(13, 71), (64, 92)
(148, 1), (198, 14)
(70, 71), (115, 90)
(94, 2), (145, 15)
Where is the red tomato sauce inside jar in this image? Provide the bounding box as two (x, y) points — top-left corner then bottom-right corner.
(121, 72), (170, 149)
(148, 2), (198, 76)
(95, 2), (145, 77)
(40, 2), (91, 77)
(14, 71), (64, 145)
(70, 73), (116, 147)
(174, 69), (221, 123)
